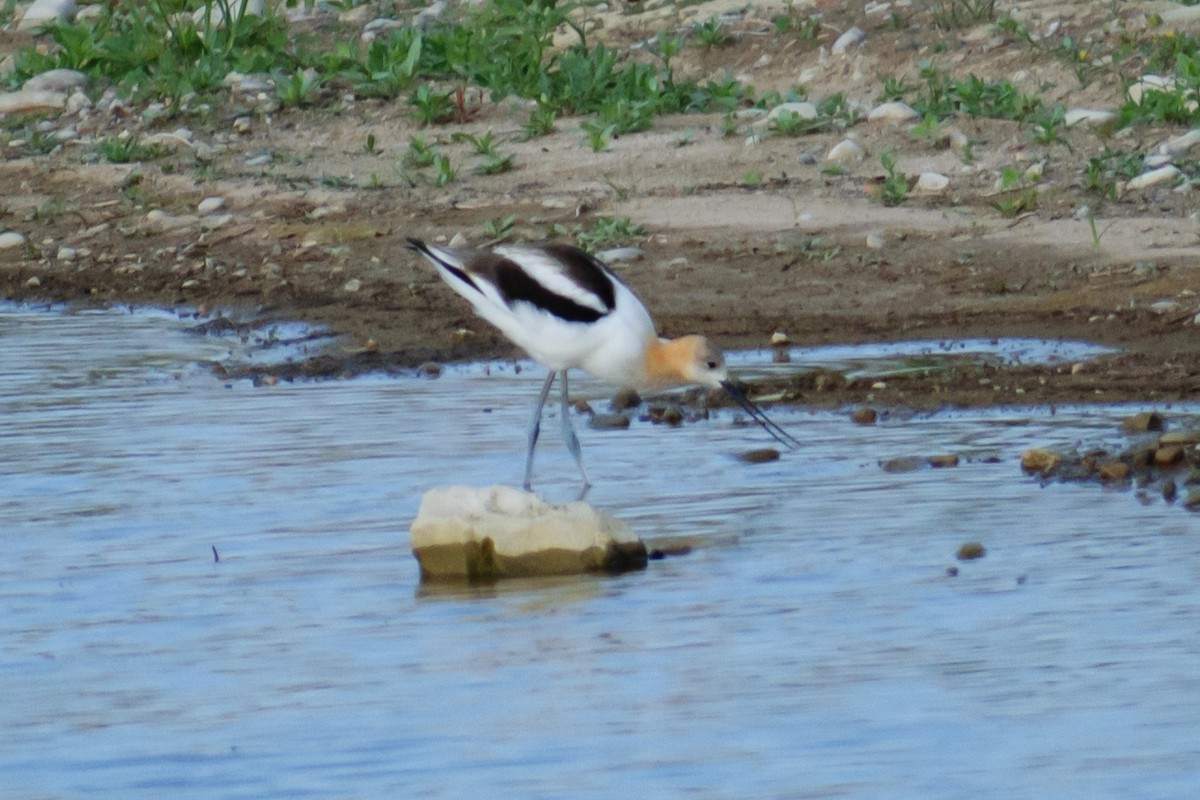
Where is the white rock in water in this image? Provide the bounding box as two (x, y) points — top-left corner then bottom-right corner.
(826, 138), (864, 163)
(24, 69), (89, 94)
(832, 26), (866, 55)
(197, 196), (225, 214)
(0, 231), (27, 249)
(1127, 165), (1181, 191)
(17, 0), (76, 29)
(1063, 108), (1116, 126)
(867, 101), (919, 122)
(0, 90), (67, 115)
(914, 172), (950, 194)
(410, 485), (647, 581)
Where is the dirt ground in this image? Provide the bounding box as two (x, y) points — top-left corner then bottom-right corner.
(3, 0), (1200, 409)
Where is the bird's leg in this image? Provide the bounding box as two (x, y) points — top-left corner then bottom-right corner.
(523, 371), (557, 491)
(560, 370), (592, 488)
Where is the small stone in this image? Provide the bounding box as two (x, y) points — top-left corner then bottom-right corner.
(770, 331), (790, 346)
(867, 101), (919, 122)
(1021, 448), (1060, 474)
(928, 454), (959, 468)
(914, 172), (950, 195)
(55, 246), (77, 261)
(589, 413), (631, 430)
(409, 485), (646, 580)
(610, 388), (641, 411)
(956, 542), (986, 561)
(0, 231), (27, 249)
(1099, 461), (1129, 481)
(233, 116), (253, 134)
(595, 246), (643, 263)
(851, 407), (877, 425)
(737, 448), (780, 464)
(1063, 108), (1116, 127)
(1160, 431), (1200, 446)
(865, 232), (885, 249)
(826, 138), (864, 163)
(1161, 129), (1200, 156)
(831, 26), (866, 55)
(24, 69), (89, 94)
(0, 90), (67, 115)
(1163, 477), (1178, 502)
(342, 278), (362, 292)
(881, 456), (922, 473)
(197, 196), (225, 214)
(767, 101), (819, 122)
(1122, 411), (1165, 433)
(24, 276), (41, 288)
(181, 279), (200, 289)
(417, 362), (442, 378)
(946, 566), (959, 577)
(17, 0), (77, 29)
(1150, 299), (1179, 315)
(1126, 165), (1181, 191)
(1185, 489), (1200, 511)
(1154, 446), (1184, 467)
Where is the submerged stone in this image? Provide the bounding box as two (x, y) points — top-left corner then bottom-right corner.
(410, 485), (646, 581)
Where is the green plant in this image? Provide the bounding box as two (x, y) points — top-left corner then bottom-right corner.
(556, 216), (646, 251)
(433, 154), (455, 186)
(95, 135), (167, 164)
(930, 0), (996, 30)
(453, 130), (499, 156)
(879, 150), (909, 206)
(404, 135), (438, 167)
(1030, 104), (1066, 145)
(474, 153), (515, 175)
(482, 214), (517, 241)
(581, 120), (616, 152)
(409, 84), (456, 124)
(693, 16), (728, 48)
(522, 102), (556, 139)
(772, 2), (820, 39)
(274, 68), (322, 108)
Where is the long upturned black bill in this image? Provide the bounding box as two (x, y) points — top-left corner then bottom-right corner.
(720, 381), (802, 450)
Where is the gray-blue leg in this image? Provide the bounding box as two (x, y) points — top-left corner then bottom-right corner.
(560, 371), (591, 487)
(523, 371), (557, 490)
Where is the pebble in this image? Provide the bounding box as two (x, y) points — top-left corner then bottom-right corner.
(0, 90), (67, 115)
(233, 116), (253, 135)
(865, 232), (885, 249)
(1099, 461), (1129, 481)
(851, 407), (877, 425)
(64, 90), (91, 116)
(1159, 431), (1200, 446)
(24, 276), (41, 287)
(417, 362), (442, 378)
(881, 456), (922, 473)
(1063, 108), (1116, 127)
(956, 542), (986, 561)
(0, 231), (27, 249)
(342, 278), (362, 292)
(24, 69), (89, 94)
(1154, 446), (1184, 467)
(17, 0), (76, 29)
(1020, 448), (1060, 474)
(737, 448), (780, 464)
(1121, 411), (1165, 433)
(928, 454), (959, 468)
(831, 26), (866, 55)
(1127, 74), (1177, 106)
(867, 101), (919, 122)
(770, 331), (790, 346)
(1150, 299), (1179, 315)
(826, 138), (864, 163)
(1127, 165), (1181, 191)
(197, 196), (225, 214)
(914, 172), (950, 195)
(56, 246), (77, 261)
(609, 388), (641, 411)
(596, 246), (643, 263)
(588, 413), (631, 430)
(1160, 129), (1200, 156)
(767, 101), (818, 122)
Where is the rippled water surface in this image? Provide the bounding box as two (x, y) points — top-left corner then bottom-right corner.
(3, 304), (1199, 799)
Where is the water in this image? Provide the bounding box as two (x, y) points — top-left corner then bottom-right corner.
(2, 304), (1199, 799)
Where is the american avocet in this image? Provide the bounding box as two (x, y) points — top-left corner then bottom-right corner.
(407, 237), (799, 488)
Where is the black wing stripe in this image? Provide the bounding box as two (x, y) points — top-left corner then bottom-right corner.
(495, 261), (609, 323)
(542, 245), (618, 313)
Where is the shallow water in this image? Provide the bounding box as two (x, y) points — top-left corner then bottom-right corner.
(2, 304), (1199, 799)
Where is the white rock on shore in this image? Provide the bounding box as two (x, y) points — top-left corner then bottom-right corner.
(410, 485), (647, 581)
(16, 0), (76, 29)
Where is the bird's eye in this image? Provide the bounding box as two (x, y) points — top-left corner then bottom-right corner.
(706, 360), (719, 370)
